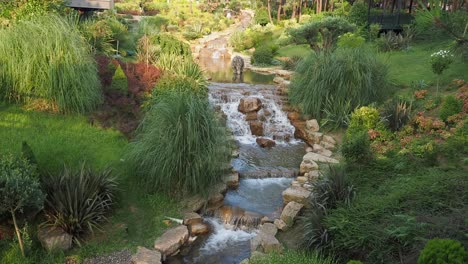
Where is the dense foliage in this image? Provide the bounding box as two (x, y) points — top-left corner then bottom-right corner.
(0, 154), (44, 256)
(127, 91), (231, 195)
(290, 17), (355, 51)
(417, 239), (467, 264)
(289, 48), (390, 127)
(0, 15), (101, 113)
(42, 164), (118, 239)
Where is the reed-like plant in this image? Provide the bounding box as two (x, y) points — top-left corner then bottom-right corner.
(0, 15), (101, 113)
(127, 91), (231, 195)
(42, 164), (117, 240)
(289, 48), (390, 127)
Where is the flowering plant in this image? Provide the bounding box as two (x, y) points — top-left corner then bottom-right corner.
(430, 50), (454, 94)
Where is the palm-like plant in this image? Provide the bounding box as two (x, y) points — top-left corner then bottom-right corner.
(42, 164), (118, 240)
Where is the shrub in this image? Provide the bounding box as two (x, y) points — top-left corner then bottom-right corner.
(342, 130), (373, 163)
(0, 15), (101, 113)
(289, 48), (390, 127)
(111, 64), (129, 93)
(127, 92), (232, 195)
(376, 29), (413, 52)
(337, 33), (365, 48)
(0, 154), (44, 256)
(417, 239), (467, 264)
(347, 261), (363, 264)
(290, 17), (356, 51)
(42, 164), (117, 239)
(80, 14), (128, 55)
(439, 95), (462, 122)
(21, 142), (37, 166)
(282, 56), (303, 71)
(347, 106), (382, 135)
(255, 9), (270, 26)
(252, 45), (275, 65)
(348, 1), (368, 26)
(382, 99), (412, 131)
(229, 31), (254, 51)
(150, 33), (192, 57)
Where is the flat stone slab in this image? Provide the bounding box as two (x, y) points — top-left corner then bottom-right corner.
(281, 201), (303, 226)
(303, 152), (339, 164)
(183, 212), (202, 226)
(282, 187), (311, 204)
(154, 225), (188, 258)
(131, 246), (161, 264)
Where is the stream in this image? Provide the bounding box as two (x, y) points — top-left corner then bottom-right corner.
(168, 56), (305, 264)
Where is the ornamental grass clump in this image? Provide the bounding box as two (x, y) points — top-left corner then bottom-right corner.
(289, 48), (390, 128)
(127, 91), (231, 195)
(0, 15), (101, 113)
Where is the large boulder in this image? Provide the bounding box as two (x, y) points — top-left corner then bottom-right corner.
(280, 201), (304, 226)
(256, 137), (276, 148)
(154, 225), (189, 258)
(259, 223), (278, 237)
(238, 97), (262, 114)
(37, 227), (72, 252)
(282, 187), (311, 204)
(131, 246), (161, 264)
(303, 152), (339, 164)
(249, 121), (264, 136)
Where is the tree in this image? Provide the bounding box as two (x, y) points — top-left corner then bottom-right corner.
(290, 17), (356, 51)
(0, 154), (44, 257)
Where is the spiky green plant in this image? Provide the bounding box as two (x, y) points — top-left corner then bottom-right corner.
(382, 99), (412, 131)
(289, 48), (390, 127)
(301, 165), (355, 252)
(0, 15), (101, 113)
(42, 164), (117, 239)
(127, 91), (231, 195)
(151, 74), (207, 101)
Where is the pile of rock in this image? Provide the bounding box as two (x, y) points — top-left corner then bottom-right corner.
(130, 171), (240, 264)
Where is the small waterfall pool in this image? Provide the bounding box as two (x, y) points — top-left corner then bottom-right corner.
(172, 56), (304, 264)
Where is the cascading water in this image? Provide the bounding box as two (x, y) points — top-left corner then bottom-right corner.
(209, 82), (298, 145)
(174, 79), (305, 264)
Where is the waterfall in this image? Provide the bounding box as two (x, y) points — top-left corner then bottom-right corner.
(209, 82), (298, 145)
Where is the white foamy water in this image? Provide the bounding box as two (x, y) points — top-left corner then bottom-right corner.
(209, 82), (299, 145)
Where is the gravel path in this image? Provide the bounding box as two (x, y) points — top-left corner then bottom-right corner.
(84, 249), (132, 264)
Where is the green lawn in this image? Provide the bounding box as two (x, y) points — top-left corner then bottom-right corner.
(0, 103), (126, 173)
(0, 104), (183, 263)
(381, 40), (468, 87)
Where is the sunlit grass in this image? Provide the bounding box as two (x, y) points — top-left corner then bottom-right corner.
(0, 104), (126, 174)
